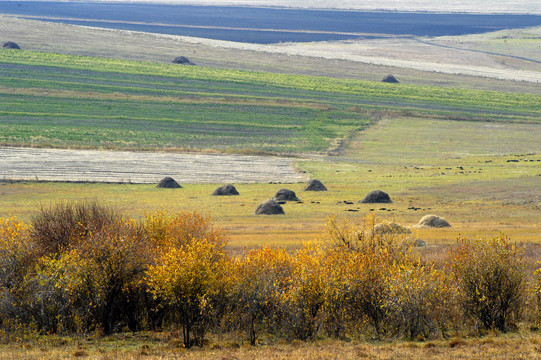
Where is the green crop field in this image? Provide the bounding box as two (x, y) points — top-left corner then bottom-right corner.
(1, 49), (540, 154)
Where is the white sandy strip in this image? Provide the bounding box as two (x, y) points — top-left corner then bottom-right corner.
(104, 28), (541, 83)
(0, 147), (305, 184)
(30, 0), (541, 14)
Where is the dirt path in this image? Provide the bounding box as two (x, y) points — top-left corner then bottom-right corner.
(0, 147), (305, 184)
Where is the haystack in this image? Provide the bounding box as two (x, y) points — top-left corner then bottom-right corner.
(374, 222), (412, 235)
(412, 215), (451, 229)
(212, 184), (239, 196)
(414, 239), (427, 247)
(274, 189), (300, 202)
(2, 41), (20, 50)
(156, 177), (182, 188)
(172, 56), (194, 65)
(382, 74), (399, 83)
(304, 179), (327, 191)
(359, 190), (392, 203)
(255, 199), (284, 215)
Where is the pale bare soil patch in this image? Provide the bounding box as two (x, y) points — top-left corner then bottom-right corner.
(0, 147), (305, 184)
(272, 27), (541, 83)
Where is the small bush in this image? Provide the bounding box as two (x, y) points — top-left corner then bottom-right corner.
(282, 244), (325, 341)
(146, 237), (229, 348)
(325, 214), (411, 255)
(448, 234), (526, 332)
(230, 246), (292, 345)
(36, 218), (151, 334)
(384, 257), (452, 340)
(0, 217), (35, 331)
(144, 211), (226, 252)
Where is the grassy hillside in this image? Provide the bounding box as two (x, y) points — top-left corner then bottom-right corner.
(1, 49), (540, 153)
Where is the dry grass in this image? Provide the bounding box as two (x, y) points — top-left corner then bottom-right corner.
(2, 332), (541, 359)
(0, 116), (539, 248)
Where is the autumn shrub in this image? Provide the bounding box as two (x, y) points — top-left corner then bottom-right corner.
(383, 256), (453, 340)
(324, 215), (413, 337)
(283, 244), (326, 341)
(0, 217), (35, 330)
(36, 218), (151, 334)
(146, 236), (229, 348)
(448, 234), (526, 332)
(325, 213), (412, 254)
(144, 210), (226, 252)
(230, 246), (293, 345)
(31, 201), (118, 256)
(341, 248), (393, 337)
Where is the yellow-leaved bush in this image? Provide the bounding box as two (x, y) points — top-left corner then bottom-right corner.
(229, 246), (293, 345)
(146, 236), (229, 348)
(448, 234), (526, 332)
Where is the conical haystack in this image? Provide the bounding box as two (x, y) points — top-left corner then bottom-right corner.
(359, 190), (392, 203)
(412, 215), (451, 229)
(172, 56), (194, 65)
(374, 222), (412, 235)
(382, 74), (399, 83)
(304, 179), (327, 191)
(156, 177), (182, 188)
(212, 184), (239, 196)
(2, 41), (21, 50)
(255, 199), (284, 215)
(274, 189), (300, 202)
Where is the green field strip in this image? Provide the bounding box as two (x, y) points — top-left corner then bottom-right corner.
(1, 50), (539, 115)
(1, 49), (539, 153)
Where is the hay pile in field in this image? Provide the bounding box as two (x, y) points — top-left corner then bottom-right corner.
(373, 222), (412, 235)
(412, 214), (451, 228)
(172, 56), (194, 65)
(255, 199), (284, 215)
(156, 177), (182, 188)
(304, 179), (327, 191)
(274, 189), (300, 202)
(212, 184), (239, 196)
(2, 41), (20, 49)
(382, 74), (399, 83)
(414, 239), (427, 247)
(359, 190), (392, 203)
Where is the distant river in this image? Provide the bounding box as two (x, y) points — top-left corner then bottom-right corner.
(1, 1), (541, 43)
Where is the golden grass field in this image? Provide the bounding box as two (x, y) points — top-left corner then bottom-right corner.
(1, 117), (539, 250)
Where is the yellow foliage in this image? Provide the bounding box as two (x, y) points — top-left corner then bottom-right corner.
(0, 217), (34, 288)
(144, 211), (227, 253)
(448, 234), (526, 331)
